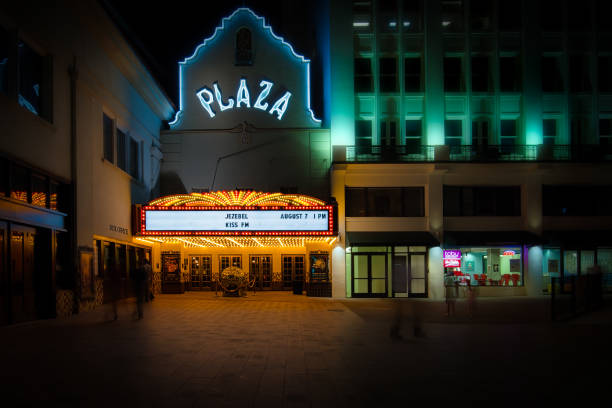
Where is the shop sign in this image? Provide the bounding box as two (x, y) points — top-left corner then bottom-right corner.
(443, 249), (461, 268)
(141, 206), (334, 236)
(503, 250), (516, 256)
(196, 79), (291, 120)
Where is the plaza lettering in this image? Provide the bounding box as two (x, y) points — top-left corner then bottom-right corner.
(197, 79), (291, 120)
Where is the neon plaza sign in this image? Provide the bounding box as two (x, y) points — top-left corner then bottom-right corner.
(196, 78), (291, 120)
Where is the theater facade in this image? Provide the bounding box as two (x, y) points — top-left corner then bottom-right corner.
(140, 8), (337, 295)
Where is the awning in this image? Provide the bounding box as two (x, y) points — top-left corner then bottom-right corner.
(542, 230), (612, 247)
(443, 231), (541, 247)
(346, 231), (439, 246)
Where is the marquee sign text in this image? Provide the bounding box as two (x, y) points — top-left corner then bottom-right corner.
(141, 206), (334, 236)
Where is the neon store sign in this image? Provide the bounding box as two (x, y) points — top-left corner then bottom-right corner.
(196, 79), (291, 120)
(443, 249), (462, 268)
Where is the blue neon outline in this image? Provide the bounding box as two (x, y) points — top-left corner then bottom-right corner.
(168, 7), (321, 127)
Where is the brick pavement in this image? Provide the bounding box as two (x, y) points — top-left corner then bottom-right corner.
(1, 292), (611, 407)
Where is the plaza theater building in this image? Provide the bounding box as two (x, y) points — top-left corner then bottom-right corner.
(138, 8), (336, 295)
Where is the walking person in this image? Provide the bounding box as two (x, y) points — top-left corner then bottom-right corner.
(134, 259), (147, 319)
(444, 270), (458, 317)
(143, 258), (153, 302)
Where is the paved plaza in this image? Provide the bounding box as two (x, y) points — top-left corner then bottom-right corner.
(1, 292), (611, 407)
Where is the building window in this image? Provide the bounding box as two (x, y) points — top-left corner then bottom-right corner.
(540, 0), (563, 32)
(441, 0), (464, 32)
(380, 120), (397, 146)
(404, 57), (422, 92)
(543, 119), (557, 145)
(444, 57), (463, 92)
(498, 0), (522, 31)
(405, 119), (422, 153)
(597, 0), (612, 32)
(600, 118), (612, 150)
(0, 25), (9, 94)
(445, 247), (523, 287)
(443, 186), (521, 216)
(569, 55), (591, 92)
(500, 119), (517, 146)
(346, 187), (424, 217)
(31, 173), (47, 208)
(470, 0), (493, 32)
(500, 56), (520, 92)
(568, 0), (591, 31)
(379, 57), (397, 92)
(445, 119), (463, 148)
(103, 113), (114, 163)
(571, 116), (590, 144)
(543, 185), (612, 216)
(354, 58), (373, 92)
(220, 255), (242, 271)
(471, 55), (490, 92)
(542, 56), (564, 92)
(18, 40), (43, 117)
(235, 28), (252, 66)
(356, 119), (373, 150)
(129, 138), (140, 179)
(471, 118), (489, 146)
(542, 247), (612, 293)
(353, 1), (372, 31)
(10, 164), (29, 203)
(116, 128), (127, 171)
(598, 55), (612, 92)
(378, 0), (398, 32)
(402, 0), (422, 32)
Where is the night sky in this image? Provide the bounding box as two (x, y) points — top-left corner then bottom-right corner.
(102, 0), (324, 111)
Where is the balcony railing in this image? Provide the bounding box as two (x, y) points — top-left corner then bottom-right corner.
(341, 145), (612, 163)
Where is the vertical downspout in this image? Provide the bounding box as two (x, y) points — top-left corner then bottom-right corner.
(68, 57), (78, 311)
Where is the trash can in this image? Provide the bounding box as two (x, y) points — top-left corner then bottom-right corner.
(292, 281), (303, 295)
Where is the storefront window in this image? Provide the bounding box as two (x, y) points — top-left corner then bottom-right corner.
(598, 248), (612, 291)
(564, 250), (578, 276)
(444, 247), (522, 286)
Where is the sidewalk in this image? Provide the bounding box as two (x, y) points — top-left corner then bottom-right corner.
(1, 292), (610, 407)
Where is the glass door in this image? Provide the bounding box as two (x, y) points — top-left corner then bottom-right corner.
(250, 255), (272, 290)
(190, 255), (212, 290)
(352, 253), (388, 297)
(282, 255), (305, 290)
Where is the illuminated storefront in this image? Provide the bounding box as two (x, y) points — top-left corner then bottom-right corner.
(134, 191), (337, 295)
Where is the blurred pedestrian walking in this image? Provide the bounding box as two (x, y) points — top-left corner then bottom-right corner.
(444, 271), (457, 317)
(134, 259), (147, 319)
(143, 258), (153, 302)
(467, 281), (477, 318)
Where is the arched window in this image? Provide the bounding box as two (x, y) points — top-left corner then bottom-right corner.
(235, 28), (252, 66)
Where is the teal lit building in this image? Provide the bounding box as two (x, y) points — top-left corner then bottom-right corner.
(327, 0), (612, 298)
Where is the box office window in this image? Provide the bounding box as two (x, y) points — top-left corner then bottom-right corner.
(543, 185), (612, 216)
(444, 186), (521, 216)
(345, 187), (424, 217)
